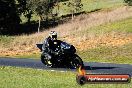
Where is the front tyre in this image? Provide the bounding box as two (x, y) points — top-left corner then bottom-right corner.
(41, 54), (53, 67)
(70, 54), (84, 69)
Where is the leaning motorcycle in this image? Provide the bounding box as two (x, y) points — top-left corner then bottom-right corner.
(36, 41), (84, 69)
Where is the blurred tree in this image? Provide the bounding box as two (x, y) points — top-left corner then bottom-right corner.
(124, 0), (132, 6)
(26, 0), (58, 32)
(0, 0), (21, 34)
(0, 0), (83, 34)
(67, 0), (83, 20)
(75, 0), (83, 13)
(17, 0), (33, 23)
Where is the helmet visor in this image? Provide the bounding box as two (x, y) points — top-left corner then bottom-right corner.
(52, 35), (57, 39)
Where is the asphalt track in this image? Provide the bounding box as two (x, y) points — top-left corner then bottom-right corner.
(0, 57), (132, 76)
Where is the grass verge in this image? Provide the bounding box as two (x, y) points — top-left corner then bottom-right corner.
(0, 66), (131, 88)
(78, 43), (132, 64)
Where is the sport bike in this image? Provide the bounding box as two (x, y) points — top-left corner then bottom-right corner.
(36, 41), (84, 69)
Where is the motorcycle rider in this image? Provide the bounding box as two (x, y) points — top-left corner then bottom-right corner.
(41, 31), (62, 66)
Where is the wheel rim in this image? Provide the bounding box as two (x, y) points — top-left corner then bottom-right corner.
(71, 59), (80, 69)
(44, 59), (53, 67)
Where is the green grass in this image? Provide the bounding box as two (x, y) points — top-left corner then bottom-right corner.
(0, 66), (131, 88)
(78, 43), (132, 64)
(82, 0), (124, 12)
(90, 17), (132, 34)
(76, 17), (132, 37)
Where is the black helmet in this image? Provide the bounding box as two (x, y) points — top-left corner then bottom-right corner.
(49, 31), (57, 40)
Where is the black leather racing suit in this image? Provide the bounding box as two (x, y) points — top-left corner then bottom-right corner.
(42, 36), (62, 60)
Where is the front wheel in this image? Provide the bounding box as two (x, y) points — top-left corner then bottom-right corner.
(41, 54), (53, 67)
(70, 54), (84, 69)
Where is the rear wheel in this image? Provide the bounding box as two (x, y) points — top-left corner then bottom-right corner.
(70, 54), (84, 69)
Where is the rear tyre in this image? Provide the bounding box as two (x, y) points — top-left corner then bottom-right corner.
(70, 54), (84, 69)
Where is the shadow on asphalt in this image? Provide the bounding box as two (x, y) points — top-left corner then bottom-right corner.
(84, 66), (118, 70)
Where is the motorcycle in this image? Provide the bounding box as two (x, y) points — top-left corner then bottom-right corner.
(36, 41), (84, 69)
